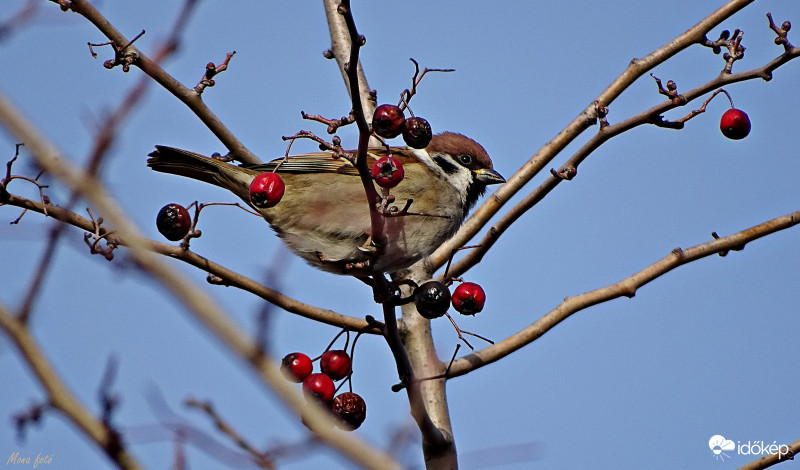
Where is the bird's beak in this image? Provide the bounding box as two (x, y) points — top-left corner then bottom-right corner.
(475, 168), (505, 185)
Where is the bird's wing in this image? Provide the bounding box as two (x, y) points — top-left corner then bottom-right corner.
(245, 147), (417, 176)
(245, 153), (358, 175)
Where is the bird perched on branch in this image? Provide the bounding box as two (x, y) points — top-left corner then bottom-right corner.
(147, 132), (504, 275)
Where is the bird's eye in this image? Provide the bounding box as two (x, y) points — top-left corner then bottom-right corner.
(458, 154), (473, 165)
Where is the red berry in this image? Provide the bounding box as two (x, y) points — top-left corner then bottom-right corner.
(156, 203), (192, 241)
(372, 104), (405, 138)
(720, 108), (751, 140)
(280, 352), (313, 383)
(371, 156), (404, 188)
(332, 392), (367, 430)
(402, 117), (433, 149)
(414, 281), (451, 319)
(451, 282), (486, 316)
(249, 172), (285, 208)
(320, 350), (352, 381)
(302, 373), (336, 404)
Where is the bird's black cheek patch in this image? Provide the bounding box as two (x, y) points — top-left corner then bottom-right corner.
(433, 155), (459, 175)
(464, 182), (487, 215)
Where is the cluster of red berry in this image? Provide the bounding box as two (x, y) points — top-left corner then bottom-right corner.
(414, 280), (486, 319)
(371, 104), (432, 149)
(280, 350), (366, 431)
(370, 104), (433, 189)
(236, 104), (436, 208)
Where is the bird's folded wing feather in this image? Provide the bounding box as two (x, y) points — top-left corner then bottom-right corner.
(245, 147), (416, 176)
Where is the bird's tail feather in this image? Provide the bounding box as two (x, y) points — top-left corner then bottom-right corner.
(147, 146), (254, 201)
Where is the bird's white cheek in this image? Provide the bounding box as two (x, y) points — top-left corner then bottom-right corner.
(445, 170), (473, 205)
(410, 150), (473, 206)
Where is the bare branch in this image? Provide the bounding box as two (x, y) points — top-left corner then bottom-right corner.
(322, 0), (376, 122)
(397, 265), (457, 467)
(184, 398), (275, 469)
(52, 0), (261, 165)
(0, 91), (398, 470)
(15, 0), (199, 324)
(194, 51), (237, 94)
(0, 303), (143, 469)
(324, 4), (459, 461)
(766, 12), (794, 51)
(442, 38), (800, 280)
(0, 191), (377, 333)
(428, 0), (759, 273)
(738, 436), (799, 469)
(446, 210), (800, 378)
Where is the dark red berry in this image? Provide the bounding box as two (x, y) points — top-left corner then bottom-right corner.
(372, 104), (405, 139)
(720, 108), (751, 140)
(156, 203), (192, 241)
(320, 350), (351, 381)
(371, 156), (404, 188)
(280, 352), (313, 383)
(249, 172), (285, 208)
(451, 282), (486, 316)
(414, 281), (451, 319)
(402, 117), (433, 149)
(302, 373), (335, 404)
(332, 392), (367, 430)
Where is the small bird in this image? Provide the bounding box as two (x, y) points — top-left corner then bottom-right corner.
(147, 132), (504, 275)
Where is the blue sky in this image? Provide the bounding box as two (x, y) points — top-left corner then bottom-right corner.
(1, 1), (799, 469)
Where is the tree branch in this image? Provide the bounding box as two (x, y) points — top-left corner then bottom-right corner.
(322, 0), (376, 123)
(0, 303), (143, 469)
(397, 267), (457, 468)
(738, 436), (800, 470)
(444, 43), (800, 279)
(334, 0), (387, 253)
(52, 0), (261, 165)
(17, 0), (199, 324)
(446, 209), (800, 378)
(0, 90), (398, 470)
(0, 192), (377, 333)
(324, 3), (454, 464)
(427, 0), (758, 272)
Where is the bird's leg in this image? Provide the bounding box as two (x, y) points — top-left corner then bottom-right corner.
(314, 250), (376, 276)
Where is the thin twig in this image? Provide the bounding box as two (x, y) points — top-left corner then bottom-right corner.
(184, 398), (275, 470)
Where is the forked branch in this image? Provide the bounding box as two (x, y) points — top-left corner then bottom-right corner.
(428, 0), (760, 272)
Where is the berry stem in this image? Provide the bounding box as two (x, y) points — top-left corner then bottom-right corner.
(334, 376), (349, 395)
(442, 245), (483, 281)
(719, 88), (735, 109)
(347, 331), (365, 393)
(444, 313), (474, 350)
(669, 88), (735, 126)
(322, 328), (351, 356)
